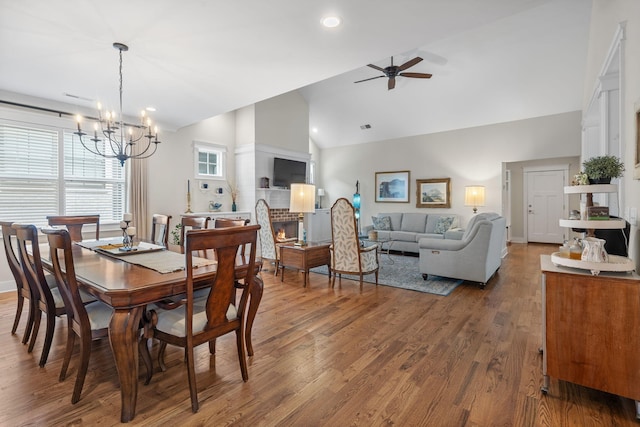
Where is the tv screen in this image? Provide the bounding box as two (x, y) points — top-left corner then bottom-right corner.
(273, 157), (306, 188)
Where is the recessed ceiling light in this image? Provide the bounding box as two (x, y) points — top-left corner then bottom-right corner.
(312, 127), (318, 133)
(321, 16), (341, 28)
(145, 107), (156, 112)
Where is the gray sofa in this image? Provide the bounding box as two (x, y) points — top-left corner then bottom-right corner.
(418, 212), (506, 288)
(362, 212), (460, 254)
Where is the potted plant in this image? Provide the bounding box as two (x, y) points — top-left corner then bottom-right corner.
(582, 155), (625, 184)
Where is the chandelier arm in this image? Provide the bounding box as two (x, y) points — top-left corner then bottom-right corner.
(129, 142), (160, 160)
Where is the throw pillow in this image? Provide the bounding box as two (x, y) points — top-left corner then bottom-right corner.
(434, 216), (454, 234)
(372, 215), (391, 231)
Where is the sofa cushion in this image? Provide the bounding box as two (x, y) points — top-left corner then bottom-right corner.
(434, 216), (455, 234)
(400, 213), (428, 233)
(381, 213), (403, 231)
(372, 216), (391, 230)
(415, 233), (445, 241)
(390, 231), (418, 242)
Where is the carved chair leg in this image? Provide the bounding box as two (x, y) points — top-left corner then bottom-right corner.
(21, 299), (35, 344)
(39, 313), (56, 367)
(158, 341), (168, 372)
(11, 294), (24, 335)
(138, 336), (153, 385)
(59, 325), (76, 381)
(28, 309), (42, 353)
(71, 334), (92, 404)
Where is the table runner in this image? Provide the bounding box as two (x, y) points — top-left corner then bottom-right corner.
(103, 249), (216, 274)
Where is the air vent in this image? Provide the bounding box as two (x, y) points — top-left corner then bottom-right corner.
(360, 124), (372, 130)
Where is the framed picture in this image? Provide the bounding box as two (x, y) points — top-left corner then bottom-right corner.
(416, 178), (451, 208)
(375, 170), (410, 203)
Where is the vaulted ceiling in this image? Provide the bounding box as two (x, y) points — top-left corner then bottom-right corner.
(0, 0), (591, 149)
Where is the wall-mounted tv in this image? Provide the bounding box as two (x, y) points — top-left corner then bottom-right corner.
(273, 157), (306, 189)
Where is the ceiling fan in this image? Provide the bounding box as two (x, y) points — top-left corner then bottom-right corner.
(354, 56), (432, 90)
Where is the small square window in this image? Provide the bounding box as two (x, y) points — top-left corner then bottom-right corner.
(193, 141), (225, 179)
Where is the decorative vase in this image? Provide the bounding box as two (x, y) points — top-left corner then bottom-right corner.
(232, 202), (237, 212)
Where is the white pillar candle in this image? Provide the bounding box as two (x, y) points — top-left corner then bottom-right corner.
(123, 213), (132, 222)
(126, 227), (136, 236)
(119, 221), (127, 229)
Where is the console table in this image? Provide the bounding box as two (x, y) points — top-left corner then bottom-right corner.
(540, 255), (640, 418)
(279, 242), (331, 287)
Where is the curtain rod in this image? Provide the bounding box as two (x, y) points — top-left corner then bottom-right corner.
(0, 99), (143, 128)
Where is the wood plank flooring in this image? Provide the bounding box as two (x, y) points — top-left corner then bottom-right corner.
(0, 243), (637, 426)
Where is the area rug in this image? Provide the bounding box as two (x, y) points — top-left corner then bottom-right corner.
(310, 254), (463, 296)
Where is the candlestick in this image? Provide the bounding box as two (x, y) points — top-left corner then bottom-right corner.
(185, 190), (192, 213)
(123, 213), (132, 222)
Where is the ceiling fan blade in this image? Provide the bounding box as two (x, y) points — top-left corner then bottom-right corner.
(398, 56), (423, 71)
(354, 75), (386, 83)
(399, 72), (432, 79)
(388, 77), (396, 90)
(367, 64), (386, 72)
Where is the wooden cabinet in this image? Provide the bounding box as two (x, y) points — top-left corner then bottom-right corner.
(540, 255), (640, 417)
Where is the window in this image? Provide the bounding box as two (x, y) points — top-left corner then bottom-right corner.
(193, 141), (226, 179)
(0, 121), (126, 228)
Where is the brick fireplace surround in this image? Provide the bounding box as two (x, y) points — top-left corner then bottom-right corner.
(271, 208), (299, 240)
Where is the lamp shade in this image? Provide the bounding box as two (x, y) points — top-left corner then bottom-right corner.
(464, 186), (485, 208)
(317, 188), (325, 197)
(289, 183), (316, 213)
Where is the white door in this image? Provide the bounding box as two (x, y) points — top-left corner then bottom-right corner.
(526, 169), (566, 244)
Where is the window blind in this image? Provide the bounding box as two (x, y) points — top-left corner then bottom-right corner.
(0, 123), (126, 227)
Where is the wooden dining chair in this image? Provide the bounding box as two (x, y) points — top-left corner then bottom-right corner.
(46, 215), (100, 241)
(13, 224), (67, 366)
(179, 216), (209, 247)
(150, 214), (172, 247)
(1, 221), (40, 343)
(213, 217), (262, 356)
(146, 225), (259, 413)
(42, 228), (152, 403)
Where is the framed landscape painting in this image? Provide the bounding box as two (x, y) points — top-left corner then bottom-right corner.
(416, 178), (451, 208)
(375, 171), (410, 203)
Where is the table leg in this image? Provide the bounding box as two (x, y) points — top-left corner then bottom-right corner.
(109, 306), (143, 423)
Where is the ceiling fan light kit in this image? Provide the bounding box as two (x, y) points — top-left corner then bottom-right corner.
(354, 56), (432, 90)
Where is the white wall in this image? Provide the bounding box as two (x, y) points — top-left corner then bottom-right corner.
(147, 111), (238, 227)
(255, 90), (309, 154)
(319, 111), (582, 230)
(583, 0), (640, 266)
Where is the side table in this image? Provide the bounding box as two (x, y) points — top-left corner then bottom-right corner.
(279, 242), (331, 287)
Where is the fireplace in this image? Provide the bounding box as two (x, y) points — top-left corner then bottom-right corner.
(273, 220), (298, 242)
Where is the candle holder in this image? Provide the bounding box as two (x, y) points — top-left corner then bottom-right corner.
(185, 191), (193, 213)
(120, 220), (135, 251)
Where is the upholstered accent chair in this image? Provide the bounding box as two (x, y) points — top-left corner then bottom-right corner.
(255, 198), (282, 275)
(330, 198), (379, 287)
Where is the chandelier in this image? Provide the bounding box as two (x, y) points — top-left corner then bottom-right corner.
(74, 42), (160, 166)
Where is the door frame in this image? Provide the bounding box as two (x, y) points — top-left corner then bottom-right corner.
(523, 165), (569, 244)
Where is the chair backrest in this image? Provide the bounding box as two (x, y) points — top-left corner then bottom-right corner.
(214, 217), (251, 257)
(184, 225), (259, 333)
(214, 218), (250, 228)
(46, 215), (100, 241)
(1, 221), (28, 296)
(41, 228), (88, 329)
(150, 214), (172, 247)
(179, 216), (209, 246)
(255, 199), (278, 260)
(12, 224), (54, 309)
(330, 198), (361, 272)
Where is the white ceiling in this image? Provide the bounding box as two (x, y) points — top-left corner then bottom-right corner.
(0, 0), (591, 149)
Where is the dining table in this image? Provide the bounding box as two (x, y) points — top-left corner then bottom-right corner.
(38, 238), (263, 423)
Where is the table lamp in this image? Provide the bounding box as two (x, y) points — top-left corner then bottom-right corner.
(289, 183), (316, 245)
(464, 185), (485, 214)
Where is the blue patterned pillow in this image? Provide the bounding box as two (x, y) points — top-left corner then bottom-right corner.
(434, 216), (454, 234)
(372, 216), (391, 231)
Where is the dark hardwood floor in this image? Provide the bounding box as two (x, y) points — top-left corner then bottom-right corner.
(0, 243), (637, 426)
